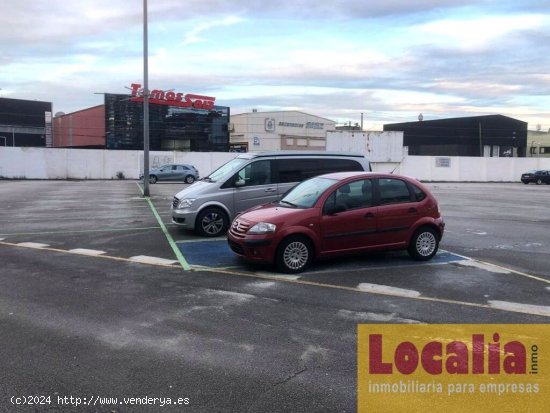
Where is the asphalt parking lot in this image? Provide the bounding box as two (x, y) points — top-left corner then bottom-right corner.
(1, 179), (549, 412)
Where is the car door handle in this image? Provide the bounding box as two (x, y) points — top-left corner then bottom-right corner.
(408, 207), (417, 213)
(364, 212), (375, 219)
(264, 188), (277, 193)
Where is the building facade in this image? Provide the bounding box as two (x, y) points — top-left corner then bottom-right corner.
(52, 93), (230, 151)
(384, 115), (527, 157)
(53, 105), (105, 148)
(230, 111), (336, 152)
(0, 97), (52, 147)
(527, 130), (550, 157)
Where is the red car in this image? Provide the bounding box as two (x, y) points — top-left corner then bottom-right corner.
(227, 172), (445, 273)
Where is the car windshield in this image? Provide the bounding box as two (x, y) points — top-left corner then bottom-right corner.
(206, 157), (249, 182)
(280, 177), (337, 208)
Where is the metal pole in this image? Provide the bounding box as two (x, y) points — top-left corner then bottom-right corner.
(143, 0), (150, 197)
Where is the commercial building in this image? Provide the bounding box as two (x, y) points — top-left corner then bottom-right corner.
(0, 97), (52, 147)
(230, 111), (336, 152)
(53, 87), (230, 151)
(53, 105), (105, 148)
(384, 115), (527, 157)
(527, 129), (550, 157)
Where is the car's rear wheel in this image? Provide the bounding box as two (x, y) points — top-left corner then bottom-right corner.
(185, 175), (195, 184)
(408, 227), (439, 261)
(536, 178), (543, 185)
(276, 236), (313, 273)
(149, 175), (158, 184)
(195, 207), (229, 237)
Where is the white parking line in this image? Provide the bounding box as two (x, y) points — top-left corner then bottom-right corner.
(455, 259), (511, 274)
(488, 300), (550, 317)
(17, 242), (49, 248)
(68, 248), (106, 256)
(357, 283), (421, 298)
(128, 255), (179, 266)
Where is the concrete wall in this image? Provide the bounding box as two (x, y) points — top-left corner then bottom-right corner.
(2, 147), (550, 181)
(395, 156), (550, 182)
(0, 147), (236, 180)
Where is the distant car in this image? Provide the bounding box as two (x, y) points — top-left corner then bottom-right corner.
(227, 172), (445, 273)
(140, 164), (199, 184)
(521, 170), (550, 185)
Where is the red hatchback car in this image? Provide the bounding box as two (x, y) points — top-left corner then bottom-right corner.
(227, 172), (445, 273)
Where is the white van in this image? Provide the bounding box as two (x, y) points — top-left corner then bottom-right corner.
(171, 151), (371, 237)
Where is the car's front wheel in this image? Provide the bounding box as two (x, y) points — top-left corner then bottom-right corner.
(536, 178), (543, 185)
(408, 227), (439, 261)
(149, 175), (158, 184)
(195, 207), (229, 237)
(276, 236), (313, 273)
(185, 175), (195, 184)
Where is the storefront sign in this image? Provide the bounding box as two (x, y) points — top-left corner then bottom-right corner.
(129, 83), (216, 110)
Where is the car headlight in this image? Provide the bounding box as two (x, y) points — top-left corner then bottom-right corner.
(178, 198), (196, 208)
(248, 222), (276, 234)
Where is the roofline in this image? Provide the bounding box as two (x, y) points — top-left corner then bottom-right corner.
(384, 114), (527, 126)
(231, 110), (336, 123)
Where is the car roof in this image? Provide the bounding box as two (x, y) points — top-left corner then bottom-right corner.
(318, 171), (420, 181)
(236, 150), (367, 159)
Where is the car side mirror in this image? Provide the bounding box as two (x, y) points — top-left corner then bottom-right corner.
(235, 179), (246, 187)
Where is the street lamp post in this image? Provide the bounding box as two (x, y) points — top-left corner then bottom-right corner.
(142, 0), (150, 197)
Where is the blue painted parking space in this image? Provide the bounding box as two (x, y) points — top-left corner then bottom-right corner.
(177, 240), (464, 271)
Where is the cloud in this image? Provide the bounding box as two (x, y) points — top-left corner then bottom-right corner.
(181, 16), (245, 46)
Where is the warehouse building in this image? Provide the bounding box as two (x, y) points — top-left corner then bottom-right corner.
(0, 97), (52, 147)
(384, 115), (527, 157)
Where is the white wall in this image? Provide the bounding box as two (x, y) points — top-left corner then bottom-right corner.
(396, 156), (550, 182)
(2, 147), (550, 181)
(326, 131), (404, 162)
(0, 147), (236, 180)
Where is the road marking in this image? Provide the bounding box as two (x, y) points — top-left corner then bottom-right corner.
(1, 239), (549, 318)
(176, 237), (227, 244)
(445, 250), (550, 285)
(357, 283), (421, 298)
(17, 242), (49, 248)
(0, 227), (160, 237)
(136, 182), (191, 271)
(488, 301), (550, 317)
(455, 259), (511, 274)
(68, 248), (106, 256)
(202, 267), (550, 318)
(129, 255), (178, 266)
(0, 240), (180, 268)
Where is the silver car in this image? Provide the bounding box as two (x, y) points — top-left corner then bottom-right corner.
(171, 151), (371, 237)
(141, 164), (199, 184)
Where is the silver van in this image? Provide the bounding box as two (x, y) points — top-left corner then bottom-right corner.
(171, 151), (371, 237)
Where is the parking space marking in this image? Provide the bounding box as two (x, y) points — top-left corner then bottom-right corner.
(446, 250), (550, 285)
(17, 242), (49, 248)
(129, 255), (178, 266)
(357, 283), (421, 298)
(177, 240), (465, 272)
(1, 239), (549, 318)
(0, 227), (161, 237)
(68, 248), (106, 256)
(136, 182), (190, 271)
(200, 267), (550, 318)
(488, 301), (550, 317)
(455, 259), (511, 274)
(0, 240), (180, 268)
